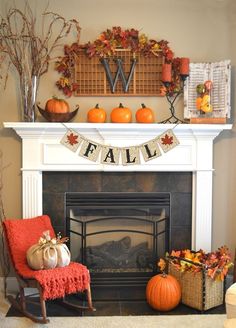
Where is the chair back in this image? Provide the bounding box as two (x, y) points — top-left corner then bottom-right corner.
(3, 215), (55, 276)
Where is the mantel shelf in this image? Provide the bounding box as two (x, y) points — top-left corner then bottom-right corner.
(3, 122), (233, 139)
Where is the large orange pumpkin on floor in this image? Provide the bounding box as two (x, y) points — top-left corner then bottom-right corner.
(87, 104), (106, 123)
(146, 273), (181, 311)
(136, 103), (154, 123)
(45, 97), (70, 114)
(110, 103), (132, 123)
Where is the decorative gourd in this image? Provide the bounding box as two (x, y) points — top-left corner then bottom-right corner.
(136, 103), (154, 123)
(87, 104), (106, 123)
(110, 103), (132, 123)
(146, 273), (181, 311)
(45, 96), (70, 114)
(26, 231), (71, 270)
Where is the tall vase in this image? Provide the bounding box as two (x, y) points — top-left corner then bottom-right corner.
(20, 75), (39, 122)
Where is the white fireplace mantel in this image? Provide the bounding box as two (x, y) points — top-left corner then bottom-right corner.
(4, 122), (233, 252)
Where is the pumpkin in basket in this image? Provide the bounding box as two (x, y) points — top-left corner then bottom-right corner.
(146, 273), (181, 311)
(110, 103), (132, 123)
(45, 96), (70, 114)
(135, 103), (154, 123)
(27, 231), (71, 270)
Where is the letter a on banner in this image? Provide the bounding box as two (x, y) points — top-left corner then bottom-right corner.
(101, 146), (120, 165)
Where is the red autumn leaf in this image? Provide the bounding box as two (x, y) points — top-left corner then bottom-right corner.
(161, 134), (173, 145)
(67, 133), (79, 146)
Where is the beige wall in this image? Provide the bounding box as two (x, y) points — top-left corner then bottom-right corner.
(0, 0), (235, 270)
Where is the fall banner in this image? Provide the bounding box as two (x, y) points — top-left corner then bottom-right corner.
(60, 128), (179, 165)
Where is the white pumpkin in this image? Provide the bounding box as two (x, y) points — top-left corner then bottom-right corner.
(26, 232), (71, 270)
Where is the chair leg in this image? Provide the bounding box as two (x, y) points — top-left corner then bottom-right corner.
(39, 285), (49, 323)
(8, 291), (50, 324)
(59, 283), (96, 312)
(86, 284), (95, 310)
(19, 286), (26, 312)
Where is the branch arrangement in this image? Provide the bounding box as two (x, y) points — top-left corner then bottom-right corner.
(0, 1), (80, 121)
(0, 1), (80, 81)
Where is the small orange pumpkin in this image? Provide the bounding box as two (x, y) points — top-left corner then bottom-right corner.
(87, 104), (106, 123)
(45, 97), (70, 114)
(110, 103), (132, 123)
(136, 103), (154, 123)
(146, 273), (181, 311)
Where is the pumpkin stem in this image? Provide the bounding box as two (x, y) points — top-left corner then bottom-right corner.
(119, 103), (124, 108)
(141, 103), (146, 108)
(95, 104), (99, 109)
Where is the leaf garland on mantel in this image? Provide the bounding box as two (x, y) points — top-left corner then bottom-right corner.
(60, 126), (179, 166)
(55, 26), (182, 97)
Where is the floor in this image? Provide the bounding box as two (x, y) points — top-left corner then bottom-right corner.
(5, 286), (226, 317)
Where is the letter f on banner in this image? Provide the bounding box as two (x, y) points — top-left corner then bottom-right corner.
(101, 58), (137, 93)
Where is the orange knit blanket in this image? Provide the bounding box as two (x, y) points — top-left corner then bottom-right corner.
(3, 215), (90, 300)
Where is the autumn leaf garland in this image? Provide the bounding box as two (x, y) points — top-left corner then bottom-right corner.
(55, 26), (176, 97)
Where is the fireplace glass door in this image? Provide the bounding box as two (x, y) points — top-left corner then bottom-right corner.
(65, 192), (170, 290)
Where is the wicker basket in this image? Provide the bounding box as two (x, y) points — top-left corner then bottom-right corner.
(168, 262), (224, 311)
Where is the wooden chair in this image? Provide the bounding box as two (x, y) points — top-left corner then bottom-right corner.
(3, 215), (95, 323)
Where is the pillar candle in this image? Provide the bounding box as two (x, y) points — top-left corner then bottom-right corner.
(180, 57), (190, 75)
(161, 63), (172, 82)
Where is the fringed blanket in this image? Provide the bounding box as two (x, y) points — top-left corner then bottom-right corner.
(3, 215), (90, 300)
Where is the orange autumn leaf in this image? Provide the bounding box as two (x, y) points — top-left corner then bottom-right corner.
(157, 258), (166, 272)
(67, 133), (79, 146)
(170, 250), (181, 257)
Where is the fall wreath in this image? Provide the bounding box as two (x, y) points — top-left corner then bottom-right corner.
(55, 26), (182, 97)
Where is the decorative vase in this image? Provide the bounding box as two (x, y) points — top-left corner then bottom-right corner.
(20, 75), (39, 122)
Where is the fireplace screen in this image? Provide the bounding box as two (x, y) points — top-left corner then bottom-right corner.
(65, 192), (170, 283)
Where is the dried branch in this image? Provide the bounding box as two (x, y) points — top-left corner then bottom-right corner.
(0, 1), (80, 82)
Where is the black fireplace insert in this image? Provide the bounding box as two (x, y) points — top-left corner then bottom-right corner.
(65, 192), (170, 296)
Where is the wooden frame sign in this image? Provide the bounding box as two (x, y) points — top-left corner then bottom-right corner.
(71, 49), (164, 96)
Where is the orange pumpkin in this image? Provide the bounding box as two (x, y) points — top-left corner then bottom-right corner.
(136, 103), (154, 123)
(87, 104), (106, 123)
(146, 273), (181, 311)
(45, 97), (70, 114)
(110, 103), (132, 123)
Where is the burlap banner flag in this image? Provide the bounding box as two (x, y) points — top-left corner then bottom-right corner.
(141, 139), (161, 162)
(121, 147), (140, 166)
(157, 129), (180, 153)
(60, 128), (179, 165)
(101, 146), (120, 165)
(79, 139), (101, 162)
(60, 129), (82, 152)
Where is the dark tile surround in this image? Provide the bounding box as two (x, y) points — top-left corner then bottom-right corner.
(43, 171), (192, 251)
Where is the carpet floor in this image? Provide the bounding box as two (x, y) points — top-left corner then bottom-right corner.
(0, 314), (228, 328)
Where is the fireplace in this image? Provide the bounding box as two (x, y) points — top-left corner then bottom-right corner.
(65, 191), (170, 295)
(4, 122), (232, 255)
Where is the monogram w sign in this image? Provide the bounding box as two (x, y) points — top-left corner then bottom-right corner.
(72, 49), (163, 96)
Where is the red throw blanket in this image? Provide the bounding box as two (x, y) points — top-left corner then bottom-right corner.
(3, 215), (90, 300)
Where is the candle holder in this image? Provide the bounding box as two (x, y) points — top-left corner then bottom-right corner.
(160, 74), (189, 124)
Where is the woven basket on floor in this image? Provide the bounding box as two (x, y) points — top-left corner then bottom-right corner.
(168, 261), (224, 311)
